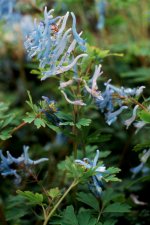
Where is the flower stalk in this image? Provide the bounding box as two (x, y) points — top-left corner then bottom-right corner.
(43, 179), (79, 225)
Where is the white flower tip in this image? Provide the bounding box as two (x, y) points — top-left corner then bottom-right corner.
(98, 64), (102, 70)
(96, 166), (106, 173)
(104, 79), (112, 86)
(82, 53), (88, 57)
(41, 77), (46, 81)
(75, 100), (86, 106)
(96, 149), (100, 155)
(65, 11), (69, 17)
(48, 8), (54, 13)
(79, 31), (83, 36)
(97, 95), (104, 100)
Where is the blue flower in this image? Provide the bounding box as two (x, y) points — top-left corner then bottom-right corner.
(84, 64), (103, 100)
(25, 7), (87, 80)
(0, 146), (48, 184)
(96, 79), (145, 125)
(96, 0), (107, 30)
(75, 150), (107, 197)
(0, 0), (16, 20)
(61, 90), (86, 106)
(124, 105), (139, 129)
(71, 12), (86, 51)
(106, 106), (128, 125)
(130, 149), (150, 178)
(0, 149), (21, 183)
(133, 120), (147, 134)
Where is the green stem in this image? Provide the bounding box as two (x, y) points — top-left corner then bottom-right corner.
(0, 204), (7, 225)
(11, 112), (43, 135)
(43, 179), (78, 225)
(97, 204), (104, 223)
(41, 205), (47, 221)
(72, 105), (78, 159)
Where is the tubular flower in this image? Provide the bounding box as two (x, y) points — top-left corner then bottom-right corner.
(24, 7), (87, 80)
(124, 105), (139, 129)
(0, 146), (48, 184)
(61, 90), (86, 106)
(106, 106), (128, 125)
(134, 120), (147, 134)
(71, 12), (86, 51)
(96, 79), (145, 125)
(59, 79), (74, 89)
(75, 150), (107, 197)
(59, 77), (82, 89)
(95, 0), (107, 30)
(130, 149), (150, 178)
(84, 64), (103, 100)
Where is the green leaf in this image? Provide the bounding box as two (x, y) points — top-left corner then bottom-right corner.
(0, 130), (12, 140)
(77, 192), (99, 211)
(120, 67), (150, 82)
(103, 203), (131, 213)
(77, 209), (98, 225)
(26, 91), (39, 113)
(87, 44), (123, 59)
(106, 167), (121, 174)
(103, 219), (117, 225)
(56, 112), (72, 121)
(76, 118), (91, 129)
(87, 133), (112, 144)
(5, 206), (28, 221)
(103, 167), (121, 182)
(104, 175), (121, 183)
(125, 175), (150, 188)
(30, 69), (41, 75)
(133, 142), (150, 152)
(46, 123), (61, 133)
(23, 113), (35, 123)
(34, 118), (45, 129)
(102, 189), (125, 206)
(139, 110), (150, 123)
(59, 121), (74, 126)
(62, 205), (78, 225)
(5, 195), (29, 221)
(77, 210), (91, 225)
(0, 102), (9, 111)
(1, 115), (14, 128)
(48, 188), (61, 199)
(17, 190), (43, 205)
(26, 90), (34, 110)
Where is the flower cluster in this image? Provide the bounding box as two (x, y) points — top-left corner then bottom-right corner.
(59, 64), (103, 106)
(25, 7), (87, 80)
(75, 150), (107, 197)
(96, 79), (145, 125)
(0, 146), (48, 184)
